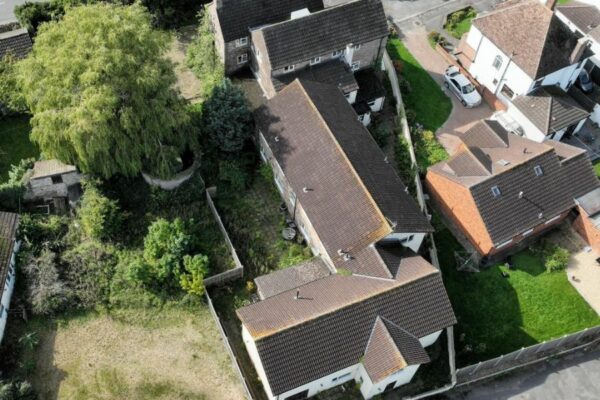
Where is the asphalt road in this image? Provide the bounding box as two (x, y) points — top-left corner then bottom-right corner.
(447, 346), (600, 400)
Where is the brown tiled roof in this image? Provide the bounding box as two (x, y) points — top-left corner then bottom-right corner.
(473, 1), (580, 79)
(375, 243), (434, 280)
(237, 268), (455, 395)
(363, 317), (429, 383)
(255, 79), (391, 263)
(215, 0), (324, 42)
(297, 79), (433, 234)
(255, 258), (331, 300)
(0, 212), (19, 304)
(511, 86), (590, 135)
(272, 59), (359, 93)
(557, 1), (600, 39)
(428, 120), (600, 245)
(0, 28), (32, 60)
(31, 160), (77, 179)
(259, 0), (388, 69)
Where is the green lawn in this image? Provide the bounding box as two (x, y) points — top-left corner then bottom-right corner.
(594, 160), (600, 177)
(387, 38), (452, 132)
(0, 115), (39, 181)
(444, 7), (476, 39)
(435, 222), (600, 366)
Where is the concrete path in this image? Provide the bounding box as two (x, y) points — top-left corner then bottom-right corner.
(446, 344), (600, 400)
(401, 27), (492, 155)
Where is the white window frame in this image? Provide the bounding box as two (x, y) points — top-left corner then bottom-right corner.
(235, 37), (248, 47)
(310, 56), (321, 65)
(351, 61), (360, 71)
(283, 65), (295, 73)
(491, 186), (501, 197)
(237, 53), (248, 64)
(492, 55), (503, 70)
(534, 165), (543, 176)
(332, 49), (343, 57)
(400, 234), (414, 244)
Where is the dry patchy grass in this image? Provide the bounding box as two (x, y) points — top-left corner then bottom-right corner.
(29, 306), (245, 400)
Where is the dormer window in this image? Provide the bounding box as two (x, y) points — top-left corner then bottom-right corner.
(310, 56), (321, 65)
(235, 37), (248, 47)
(283, 65), (295, 73)
(534, 165), (543, 176)
(492, 55), (502, 70)
(332, 49), (343, 57)
(491, 186), (501, 197)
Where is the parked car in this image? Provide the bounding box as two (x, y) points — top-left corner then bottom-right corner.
(577, 69), (593, 94)
(443, 66), (482, 108)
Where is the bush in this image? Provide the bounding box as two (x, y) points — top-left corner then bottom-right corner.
(62, 240), (117, 308)
(544, 244), (570, 272)
(218, 159), (250, 192)
(0, 158), (35, 211)
(18, 213), (69, 252)
(414, 129), (448, 171)
(368, 121), (391, 148)
(179, 254), (209, 296)
(78, 181), (121, 241)
(14, 1), (64, 35)
(394, 130), (416, 194)
(0, 379), (35, 400)
(22, 248), (69, 315)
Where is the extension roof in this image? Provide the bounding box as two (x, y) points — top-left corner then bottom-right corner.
(271, 58), (359, 93)
(237, 261), (455, 395)
(258, 0), (388, 69)
(214, 0), (324, 42)
(0, 28), (32, 60)
(363, 317), (430, 383)
(557, 1), (600, 42)
(255, 258), (331, 300)
(511, 86), (590, 135)
(576, 187), (600, 218)
(472, 1), (581, 79)
(0, 212), (19, 305)
(31, 160), (77, 180)
(428, 120), (600, 245)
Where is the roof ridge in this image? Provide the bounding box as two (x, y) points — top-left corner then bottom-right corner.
(533, 14), (564, 80)
(463, 146), (492, 175)
(294, 79), (392, 257)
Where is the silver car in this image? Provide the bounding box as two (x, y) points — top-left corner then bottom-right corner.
(443, 66), (482, 108)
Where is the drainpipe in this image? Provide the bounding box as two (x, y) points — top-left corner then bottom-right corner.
(495, 52), (514, 97)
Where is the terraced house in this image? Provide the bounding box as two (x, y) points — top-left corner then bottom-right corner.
(0, 212), (19, 344)
(426, 119), (600, 263)
(210, 0), (389, 124)
(238, 79), (456, 400)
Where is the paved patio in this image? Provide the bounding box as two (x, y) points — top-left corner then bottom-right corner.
(402, 27), (493, 155)
(546, 226), (600, 316)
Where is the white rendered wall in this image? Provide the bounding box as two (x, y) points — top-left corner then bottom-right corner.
(358, 364), (420, 399)
(369, 97), (384, 112)
(420, 329), (442, 347)
(507, 103), (548, 142)
(0, 241), (20, 344)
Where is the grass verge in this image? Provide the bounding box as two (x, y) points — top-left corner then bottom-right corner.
(0, 115), (39, 181)
(434, 219), (600, 366)
(386, 38), (452, 132)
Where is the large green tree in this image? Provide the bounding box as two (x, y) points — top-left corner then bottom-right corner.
(17, 3), (191, 178)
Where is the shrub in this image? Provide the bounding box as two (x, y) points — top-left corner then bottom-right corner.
(414, 129), (448, 171)
(0, 158), (35, 211)
(218, 159), (250, 192)
(22, 248), (69, 315)
(14, 1), (64, 35)
(394, 131), (416, 194)
(368, 121), (391, 148)
(18, 213), (69, 252)
(544, 244), (570, 272)
(0, 379), (35, 400)
(78, 181), (121, 241)
(62, 240), (117, 308)
(179, 254), (209, 296)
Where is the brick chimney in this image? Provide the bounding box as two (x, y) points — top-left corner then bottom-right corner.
(545, 0), (557, 11)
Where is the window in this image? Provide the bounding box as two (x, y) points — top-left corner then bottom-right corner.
(368, 100), (377, 107)
(332, 49), (343, 57)
(237, 53), (248, 64)
(51, 175), (63, 184)
(310, 56), (321, 65)
(491, 186), (501, 197)
(500, 84), (515, 99)
(534, 165), (543, 176)
(235, 37), (248, 47)
(351, 61), (360, 71)
(283, 65), (295, 73)
(332, 372), (352, 382)
(492, 55), (503, 70)
(400, 234), (414, 244)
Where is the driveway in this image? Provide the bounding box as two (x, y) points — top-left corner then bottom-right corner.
(445, 344), (600, 400)
(401, 27), (493, 154)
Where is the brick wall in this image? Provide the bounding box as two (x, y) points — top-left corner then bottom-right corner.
(573, 206), (600, 253)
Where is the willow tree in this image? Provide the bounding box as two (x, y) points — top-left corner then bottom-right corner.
(17, 3), (190, 178)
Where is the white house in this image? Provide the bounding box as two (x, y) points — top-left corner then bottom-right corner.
(240, 79), (456, 400)
(460, 0), (594, 142)
(0, 211), (20, 344)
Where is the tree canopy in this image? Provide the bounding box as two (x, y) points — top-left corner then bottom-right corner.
(17, 3), (192, 178)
